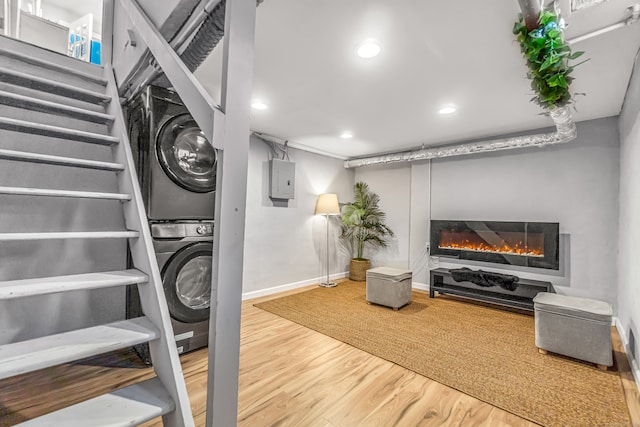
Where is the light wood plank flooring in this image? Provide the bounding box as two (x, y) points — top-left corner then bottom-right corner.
(0, 285), (638, 426)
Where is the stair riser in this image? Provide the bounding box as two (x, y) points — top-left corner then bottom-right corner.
(0, 118), (118, 145)
(0, 156), (121, 189)
(0, 129), (115, 162)
(0, 240), (127, 283)
(0, 82), (107, 113)
(0, 149), (124, 171)
(0, 105), (110, 135)
(0, 198), (126, 233)
(0, 92), (113, 124)
(0, 56), (107, 94)
(0, 71), (108, 105)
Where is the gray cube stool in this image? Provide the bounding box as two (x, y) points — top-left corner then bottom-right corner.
(366, 267), (412, 310)
(533, 292), (613, 369)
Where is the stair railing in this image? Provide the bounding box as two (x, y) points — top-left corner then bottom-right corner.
(102, 63), (195, 426)
(104, 0), (257, 425)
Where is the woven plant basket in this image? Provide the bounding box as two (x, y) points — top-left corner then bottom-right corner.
(349, 259), (371, 281)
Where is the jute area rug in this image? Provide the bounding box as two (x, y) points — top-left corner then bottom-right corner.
(255, 281), (631, 427)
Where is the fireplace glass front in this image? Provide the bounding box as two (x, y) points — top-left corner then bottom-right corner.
(430, 220), (559, 270)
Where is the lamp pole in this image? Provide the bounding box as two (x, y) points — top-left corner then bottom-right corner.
(321, 214), (337, 287)
(315, 193), (339, 287)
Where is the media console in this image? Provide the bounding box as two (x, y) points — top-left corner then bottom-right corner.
(429, 268), (554, 310)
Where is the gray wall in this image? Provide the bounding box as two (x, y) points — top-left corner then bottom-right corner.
(242, 136), (355, 296)
(431, 117), (620, 306)
(353, 161), (432, 285)
(618, 52), (640, 379)
(18, 13), (68, 55)
(354, 163), (412, 269)
(0, 133), (127, 345)
(352, 117), (621, 307)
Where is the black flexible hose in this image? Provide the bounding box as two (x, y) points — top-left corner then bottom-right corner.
(154, 0), (226, 87)
(156, 0), (266, 88)
(180, 0), (226, 72)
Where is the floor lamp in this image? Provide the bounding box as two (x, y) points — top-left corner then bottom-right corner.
(315, 193), (340, 287)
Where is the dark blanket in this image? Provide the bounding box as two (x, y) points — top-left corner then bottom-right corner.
(450, 268), (520, 291)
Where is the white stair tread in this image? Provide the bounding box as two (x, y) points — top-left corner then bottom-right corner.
(14, 377), (174, 427)
(0, 66), (110, 104)
(0, 231), (140, 241)
(0, 269), (148, 300)
(0, 186), (131, 201)
(0, 117), (119, 145)
(0, 90), (114, 124)
(0, 317), (159, 380)
(0, 48), (107, 86)
(0, 148), (124, 171)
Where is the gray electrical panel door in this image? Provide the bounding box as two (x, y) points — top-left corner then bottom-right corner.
(269, 159), (295, 199)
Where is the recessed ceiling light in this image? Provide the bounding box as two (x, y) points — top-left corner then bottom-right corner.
(356, 42), (381, 59)
(438, 106), (457, 115)
(340, 132), (353, 139)
(251, 101), (268, 110)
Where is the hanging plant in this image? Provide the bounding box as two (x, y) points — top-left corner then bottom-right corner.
(513, 9), (588, 109)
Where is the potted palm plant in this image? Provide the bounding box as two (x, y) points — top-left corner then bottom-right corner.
(341, 182), (394, 281)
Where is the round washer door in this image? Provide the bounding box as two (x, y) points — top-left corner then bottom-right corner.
(162, 242), (212, 323)
(156, 114), (217, 193)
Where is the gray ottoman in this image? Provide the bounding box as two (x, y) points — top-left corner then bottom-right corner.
(366, 267), (412, 310)
(533, 292), (613, 369)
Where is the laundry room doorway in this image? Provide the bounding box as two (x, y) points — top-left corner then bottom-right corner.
(2, 0), (103, 64)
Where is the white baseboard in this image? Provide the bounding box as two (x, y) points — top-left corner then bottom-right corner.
(412, 282), (429, 292)
(242, 272), (348, 301)
(614, 317), (640, 394)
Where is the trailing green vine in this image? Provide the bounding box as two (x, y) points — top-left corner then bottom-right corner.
(513, 9), (588, 109)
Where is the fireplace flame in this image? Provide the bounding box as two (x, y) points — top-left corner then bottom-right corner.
(438, 240), (543, 257)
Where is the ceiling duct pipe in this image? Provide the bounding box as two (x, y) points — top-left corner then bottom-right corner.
(567, 3), (640, 44)
(344, 106), (576, 169)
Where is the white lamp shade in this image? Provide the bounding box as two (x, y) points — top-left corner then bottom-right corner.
(315, 193), (340, 215)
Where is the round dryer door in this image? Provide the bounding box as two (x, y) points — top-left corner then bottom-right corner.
(157, 114), (217, 193)
(162, 242), (212, 323)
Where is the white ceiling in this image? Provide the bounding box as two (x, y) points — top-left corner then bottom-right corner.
(196, 0), (640, 160)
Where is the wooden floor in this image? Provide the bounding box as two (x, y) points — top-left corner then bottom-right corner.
(1, 284), (639, 426)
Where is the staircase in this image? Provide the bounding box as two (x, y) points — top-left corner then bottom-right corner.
(0, 35), (194, 426)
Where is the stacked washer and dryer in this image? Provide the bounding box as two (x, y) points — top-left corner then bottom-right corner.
(125, 86), (217, 361)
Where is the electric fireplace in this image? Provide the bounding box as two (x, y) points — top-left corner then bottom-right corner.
(430, 220), (559, 270)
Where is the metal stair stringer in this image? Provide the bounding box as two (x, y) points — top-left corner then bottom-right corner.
(103, 63), (195, 427)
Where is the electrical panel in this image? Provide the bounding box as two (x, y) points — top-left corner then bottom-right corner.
(269, 159), (295, 199)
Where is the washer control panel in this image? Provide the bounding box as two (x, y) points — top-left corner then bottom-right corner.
(151, 221), (214, 239)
